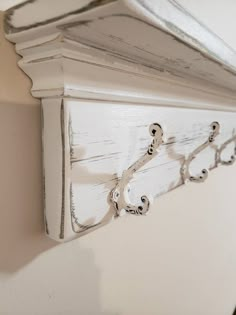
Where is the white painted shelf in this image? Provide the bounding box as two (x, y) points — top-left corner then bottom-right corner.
(5, 0), (236, 242)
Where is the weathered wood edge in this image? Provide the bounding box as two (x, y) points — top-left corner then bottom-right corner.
(4, 0), (117, 33)
(128, 0), (236, 73)
(4, 0), (236, 76)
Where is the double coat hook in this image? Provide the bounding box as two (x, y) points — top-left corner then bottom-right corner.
(110, 123), (164, 216)
(110, 120), (236, 217)
(216, 133), (236, 166)
(181, 122), (220, 183)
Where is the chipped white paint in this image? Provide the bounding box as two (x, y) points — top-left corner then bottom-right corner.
(4, 0), (236, 241)
(41, 99), (236, 241)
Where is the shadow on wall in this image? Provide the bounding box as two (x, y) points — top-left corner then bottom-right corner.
(0, 102), (118, 315)
(0, 103), (56, 272)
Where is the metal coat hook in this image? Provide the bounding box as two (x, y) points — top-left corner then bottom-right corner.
(180, 121), (220, 183)
(110, 123), (164, 216)
(216, 133), (236, 166)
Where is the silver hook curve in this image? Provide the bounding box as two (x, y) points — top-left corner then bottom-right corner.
(216, 133), (236, 166)
(110, 123), (164, 216)
(181, 121), (220, 183)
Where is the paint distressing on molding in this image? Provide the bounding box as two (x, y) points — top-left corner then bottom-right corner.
(5, 0), (236, 241)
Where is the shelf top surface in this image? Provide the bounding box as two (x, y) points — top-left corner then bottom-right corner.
(4, 0), (236, 94)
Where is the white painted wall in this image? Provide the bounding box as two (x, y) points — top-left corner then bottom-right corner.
(179, 0), (236, 50)
(0, 2), (236, 315)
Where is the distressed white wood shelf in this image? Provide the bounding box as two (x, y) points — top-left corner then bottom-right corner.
(5, 0), (236, 242)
